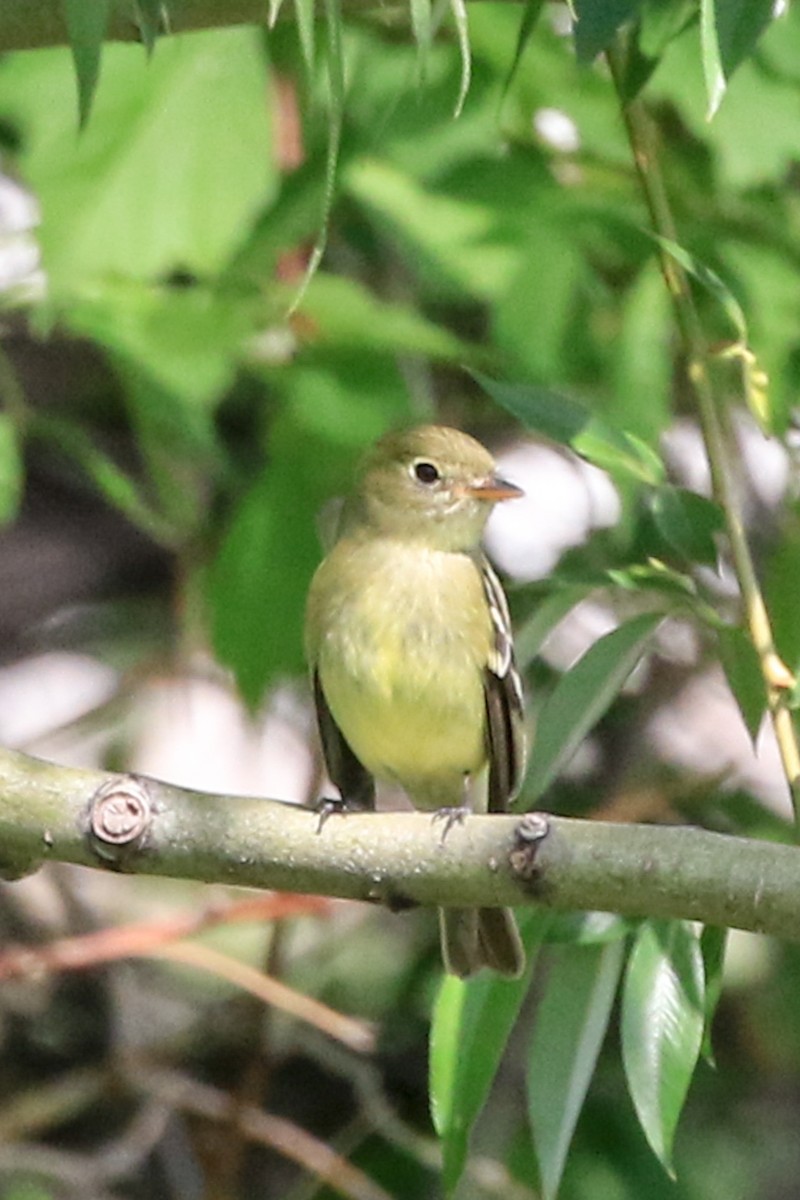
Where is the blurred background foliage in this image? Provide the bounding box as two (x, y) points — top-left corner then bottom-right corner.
(1, 1), (800, 1197)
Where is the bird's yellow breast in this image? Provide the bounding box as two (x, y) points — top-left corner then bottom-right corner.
(306, 538), (493, 803)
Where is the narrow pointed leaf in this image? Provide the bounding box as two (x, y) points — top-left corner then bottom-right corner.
(502, 0), (547, 97)
(430, 911), (549, 1193)
(409, 0), (433, 83)
(700, 0), (775, 118)
(622, 920), (705, 1173)
(699, 0), (726, 118)
(448, 0), (472, 117)
(524, 613), (662, 803)
(473, 372), (664, 486)
(133, 0), (164, 54)
(293, 0), (316, 74)
(717, 625), (768, 744)
(528, 940), (625, 1200)
(62, 0), (112, 127)
(700, 926), (727, 1064)
(515, 584), (595, 671)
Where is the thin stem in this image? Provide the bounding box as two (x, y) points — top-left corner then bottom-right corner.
(608, 41), (800, 829)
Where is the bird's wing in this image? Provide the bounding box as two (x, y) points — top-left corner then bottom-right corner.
(480, 557), (526, 812)
(312, 670), (376, 811)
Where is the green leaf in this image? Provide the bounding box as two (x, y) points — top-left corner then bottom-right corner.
(622, 920), (705, 1173)
(699, 925), (727, 1064)
(293, 0), (316, 75)
(30, 414), (175, 544)
(62, 0), (111, 127)
(409, 0), (433, 83)
(700, 0), (776, 118)
(649, 485), (724, 566)
(654, 234), (748, 342)
(0, 30), (274, 291)
(132, 0), (164, 54)
(449, 0), (472, 117)
(572, 0), (647, 63)
(473, 372), (664, 486)
(717, 625), (768, 744)
(638, 0), (697, 60)
(765, 523), (800, 675)
(544, 911), (634, 945)
(524, 613), (663, 803)
(514, 584), (595, 671)
(502, 0), (547, 97)
(209, 425), (327, 707)
(0, 413), (23, 524)
(430, 912), (549, 1193)
(528, 941), (625, 1200)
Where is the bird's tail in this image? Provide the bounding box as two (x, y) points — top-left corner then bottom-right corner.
(439, 906), (524, 979)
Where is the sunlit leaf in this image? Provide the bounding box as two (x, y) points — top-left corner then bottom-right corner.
(449, 0), (472, 117)
(717, 625), (768, 744)
(524, 613), (663, 803)
(409, 0), (433, 83)
(528, 941), (625, 1200)
(700, 0), (776, 118)
(62, 0), (112, 126)
(430, 912), (549, 1193)
(622, 920), (705, 1173)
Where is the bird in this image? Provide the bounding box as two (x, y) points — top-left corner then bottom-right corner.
(304, 424), (526, 978)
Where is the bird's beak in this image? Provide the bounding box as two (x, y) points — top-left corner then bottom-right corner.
(466, 474), (524, 502)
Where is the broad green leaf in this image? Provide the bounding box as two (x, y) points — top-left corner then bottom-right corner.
(700, 0), (776, 118)
(430, 911), (549, 1193)
(523, 613), (663, 803)
(62, 0), (111, 127)
(649, 485), (724, 567)
(210, 420), (333, 707)
(638, 0), (697, 60)
(0, 30), (274, 290)
(528, 941), (625, 1200)
(717, 625), (768, 744)
(622, 920), (705, 1173)
(0, 414), (23, 524)
(514, 584), (595, 671)
(449, 0), (472, 117)
(474, 372), (664, 486)
(700, 926), (727, 1064)
(572, 0), (647, 63)
(299, 274), (468, 360)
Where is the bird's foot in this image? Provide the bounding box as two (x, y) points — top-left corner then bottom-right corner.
(432, 805), (470, 845)
(314, 795), (349, 833)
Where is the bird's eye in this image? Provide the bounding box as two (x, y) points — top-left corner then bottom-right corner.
(413, 461), (440, 485)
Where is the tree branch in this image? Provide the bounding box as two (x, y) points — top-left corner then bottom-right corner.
(1, 746), (799, 940)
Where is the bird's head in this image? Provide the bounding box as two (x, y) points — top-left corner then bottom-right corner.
(347, 425), (523, 551)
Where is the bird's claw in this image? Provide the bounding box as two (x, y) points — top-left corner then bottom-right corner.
(314, 795), (348, 832)
(432, 805), (470, 845)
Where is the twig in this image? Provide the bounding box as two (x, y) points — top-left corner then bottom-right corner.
(607, 39), (800, 829)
